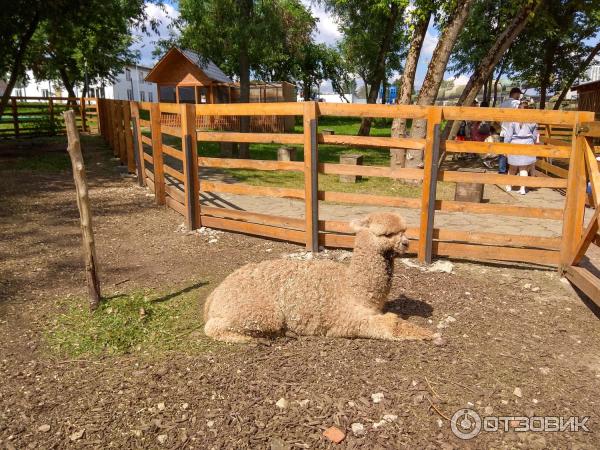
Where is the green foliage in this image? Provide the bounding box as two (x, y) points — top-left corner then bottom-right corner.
(46, 286), (219, 357)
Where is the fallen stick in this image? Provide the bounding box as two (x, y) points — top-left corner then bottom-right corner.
(64, 110), (101, 310)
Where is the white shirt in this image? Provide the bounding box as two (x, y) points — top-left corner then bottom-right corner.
(500, 98), (520, 137)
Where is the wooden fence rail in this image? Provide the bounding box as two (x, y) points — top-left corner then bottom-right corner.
(0, 96), (98, 138)
(97, 98), (600, 304)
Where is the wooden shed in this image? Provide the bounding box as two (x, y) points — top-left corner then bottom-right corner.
(145, 47), (296, 131)
(572, 80), (600, 119)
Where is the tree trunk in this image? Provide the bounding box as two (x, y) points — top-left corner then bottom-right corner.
(64, 110), (102, 310)
(405, 0), (475, 168)
(390, 10), (431, 168)
(441, 0), (542, 145)
(553, 41), (600, 110)
(0, 13), (40, 120)
(357, 2), (400, 136)
(238, 0), (253, 158)
(303, 78), (312, 101)
(539, 39), (557, 109)
(492, 63), (504, 107)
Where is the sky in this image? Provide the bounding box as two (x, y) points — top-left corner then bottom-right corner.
(130, 1), (469, 93)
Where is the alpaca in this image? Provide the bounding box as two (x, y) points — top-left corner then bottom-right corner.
(203, 212), (434, 343)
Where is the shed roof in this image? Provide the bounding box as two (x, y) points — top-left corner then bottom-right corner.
(571, 80), (600, 92)
(145, 47), (232, 84)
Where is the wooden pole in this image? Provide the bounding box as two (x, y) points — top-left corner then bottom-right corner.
(181, 103), (201, 229)
(80, 96), (87, 131)
(150, 103), (166, 205)
(418, 106), (443, 263)
(303, 101), (319, 252)
(129, 101), (146, 186)
(48, 97), (55, 135)
(63, 110), (101, 310)
(11, 98), (19, 138)
(123, 101), (136, 173)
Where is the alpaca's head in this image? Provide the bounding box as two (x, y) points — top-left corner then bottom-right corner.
(350, 212), (409, 256)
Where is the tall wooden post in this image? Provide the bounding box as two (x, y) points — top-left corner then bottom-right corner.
(181, 103), (200, 230)
(63, 110), (101, 310)
(110, 101), (118, 156)
(303, 101), (319, 252)
(123, 101), (135, 173)
(418, 106), (443, 263)
(560, 113), (588, 271)
(150, 103), (166, 205)
(48, 98), (55, 135)
(129, 101), (146, 186)
(11, 98), (19, 138)
(118, 101), (127, 164)
(80, 97), (87, 131)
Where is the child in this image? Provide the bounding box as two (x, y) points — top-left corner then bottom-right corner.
(504, 100), (538, 195)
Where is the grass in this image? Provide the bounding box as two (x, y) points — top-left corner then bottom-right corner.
(147, 116), (456, 200)
(3, 152), (72, 172)
(46, 284), (221, 357)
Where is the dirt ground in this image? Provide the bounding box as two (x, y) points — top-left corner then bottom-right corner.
(1, 135), (600, 449)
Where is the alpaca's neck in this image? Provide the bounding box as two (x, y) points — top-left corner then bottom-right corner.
(346, 234), (394, 310)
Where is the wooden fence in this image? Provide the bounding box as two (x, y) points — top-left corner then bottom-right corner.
(97, 98), (600, 304)
(0, 96), (98, 138)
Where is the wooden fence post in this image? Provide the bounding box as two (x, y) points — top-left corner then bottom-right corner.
(48, 98), (55, 135)
(559, 114), (587, 271)
(418, 106), (443, 263)
(63, 110), (101, 310)
(123, 101), (135, 173)
(150, 103), (166, 205)
(303, 101), (319, 252)
(109, 101), (118, 156)
(11, 98), (19, 138)
(80, 97), (87, 131)
(129, 101), (146, 186)
(181, 103), (200, 230)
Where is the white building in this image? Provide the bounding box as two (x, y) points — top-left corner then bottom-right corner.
(585, 65), (600, 83)
(7, 65), (158, 102)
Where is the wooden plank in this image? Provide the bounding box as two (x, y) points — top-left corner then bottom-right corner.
(162, 143), (183, 160)
(159, 103), (181, 114)
(560, 117), (587, 267)
(535, 159), (568, 179)
(202, 206), (305, 230)
(141, 135), (152, 146)
(199, 157), (303, 172)
(166, 196), (186, 216)
(319, 163), (424, 180)
(122, 101), (136, 173)
(150, 103), (166, 205)
(319, 191), (421, 208)
(434, 228), (561, 250)
(433, 242), (559, 266)
(181, 103), (200, 229)
(584, 137), (600, 207)
(319, 134), (426, 150)
(196, 102), (303, 116)
(197, 131), (303, 145)
(139, 119), (151, 128)
(317, 103), (430, 119)
(118, 101), (127, 164)
(419, 108), (442, 262)
(540, 137), (571, 147)
(143, 153), (154, 164)
(163, 164), (185, 182)
(565, 266), (600, 308)
(129, 101), (145, 186)
(165, 183), (185, 204)
(201, 181), (305, 199)
(580, 121), (600, 138)
(443, 140), (570, 158)
(318, 233), (420, 254)
(144, 168), (154, 182)
(201, 216), (306, 243)
(438, 170), (567, 188)
(570, 208), (600, 265)
(161, 124), (182, 137)
(442, 106), (578, 126)
(304, 101), (319, 252)
(138, 102), (153, 110)
(436, 199), (563, 220)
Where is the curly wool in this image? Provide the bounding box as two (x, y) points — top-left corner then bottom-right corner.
(203, 212), (433, 343)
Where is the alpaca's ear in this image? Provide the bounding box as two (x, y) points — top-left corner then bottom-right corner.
(350, 216), (370, 232)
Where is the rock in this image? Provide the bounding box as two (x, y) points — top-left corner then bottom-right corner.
(323, 426), (345, 444)
(539, 367), (550, 375)
(181, 403), (189, 410)
(383, 414), (398, 422)
(501, 400), (509, 405)
(428, 260), (454, 273)
(484, 406), (494, 415)
(157, 402), (166, 411)
(446, 316), (456, 323)
(297, 399), (309, 407)
(347, 401), (356, 408)
(433, 337), (446, 346)
(132, 430), (142, 438)
(206, 420), (214, 428)
(513, 387), (523, 398)
(371, 392), (384, 403)
(275, 398), (289, 409)
(69, 429), (85, 441)
(38, 425), (51, 433)
(531, 287), (540, 292)
(157, 434), (167, 444)
(351, 422), (365, 436)
(372, 420), (387, 429)
(523, 283), (532, 289)
(375, 357), (387, 364)
(208, 238), (218, 244)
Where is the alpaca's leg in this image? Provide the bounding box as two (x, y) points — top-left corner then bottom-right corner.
(328, 312), (433, 341)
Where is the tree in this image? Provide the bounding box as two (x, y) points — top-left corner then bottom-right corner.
(405, 0), (476, 168)
(177, 0), (314, 157)
(296, 42), (347, 101)
(322, 0), (408, 135)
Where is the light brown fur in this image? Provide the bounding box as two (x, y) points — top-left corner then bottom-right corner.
(203, 212), (434, 343)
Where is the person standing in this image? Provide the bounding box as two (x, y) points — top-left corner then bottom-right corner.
(498, 88), (522, 174)
(504, 100), (538, 195)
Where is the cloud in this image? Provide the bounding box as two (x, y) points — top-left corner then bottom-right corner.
(130, 2), (179, 67)
(302, 1), (341, 45)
